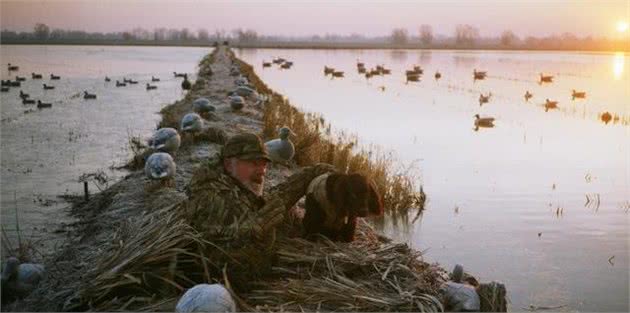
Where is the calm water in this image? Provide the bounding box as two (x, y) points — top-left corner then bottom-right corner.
(1, 45), (210, 252)
(236, 48), (629, 311)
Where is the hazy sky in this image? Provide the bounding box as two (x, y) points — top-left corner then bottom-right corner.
(1, 0), (629, 38)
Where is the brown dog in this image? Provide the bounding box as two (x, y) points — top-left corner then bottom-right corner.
(303, 173), (383, 242)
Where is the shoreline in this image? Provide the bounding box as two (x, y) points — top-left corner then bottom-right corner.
(5, 45), (504, 311)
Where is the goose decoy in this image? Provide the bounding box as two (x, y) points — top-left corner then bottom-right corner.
(22, 98), (35, 105)
(83, 91), (96, 99)
(544, 99), (558, 112)
(1, 87), (10, 92)
(7, 63), (19, 71)
(31, 73), (42, 79)
(539, 73), (553, 83)
(151, 76), (160, 82)
(571, 89), (586, 100)
(474, 114), (495, 131)
(115, 80), (126, 87)
(175, 284), (236, 313)
(1, 257), (45, 300)
(19, 90), (29, 99)
(50, 74), (60, 80)
(435, 71), (442, 80)
(180, 113), (204, 133)
(265, 127), (296, 164)
(146, 83), (157, 90)
(601, 112), (612, 124)
(181, 74), (191, 91)
(144, 152), (176, 186)
(262, 61), (272, 68)
(149, 128), (181, 154)
(229, 95), (245, 111)
(43, 84), (55, 90)
(192, 97), (216, 116)
(15, 76), (26, 82)
(478, 93), (491, 106)
(105, 76), (111, 82)
(473, 69), (487, 80)
(37, 100), (52, 109)
(524, 91), (533, 101)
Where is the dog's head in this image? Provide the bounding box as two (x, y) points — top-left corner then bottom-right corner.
(327, 173), (383, 218)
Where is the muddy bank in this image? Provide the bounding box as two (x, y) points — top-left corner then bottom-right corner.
(6, 46), (503, 312)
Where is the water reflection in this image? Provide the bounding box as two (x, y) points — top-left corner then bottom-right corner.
(613, 52), (624, 80)
(390, 50), (408, 62)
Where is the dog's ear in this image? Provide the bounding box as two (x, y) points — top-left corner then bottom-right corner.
(326, 174), (349, 216)
(367, 179), (383, 216)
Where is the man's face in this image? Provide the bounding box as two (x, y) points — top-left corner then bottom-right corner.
(225, 157), (268, 195)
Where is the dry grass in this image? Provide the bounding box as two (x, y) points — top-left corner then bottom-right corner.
(231, 51), (426, 215)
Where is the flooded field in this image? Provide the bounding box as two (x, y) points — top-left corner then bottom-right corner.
(236, 48), (629, 311)
(1, 45), (210, 254)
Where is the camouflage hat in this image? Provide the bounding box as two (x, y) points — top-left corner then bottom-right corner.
(223, 133), (271, 161)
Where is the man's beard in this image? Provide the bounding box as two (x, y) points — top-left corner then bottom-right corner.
(243, 179), (264, 196)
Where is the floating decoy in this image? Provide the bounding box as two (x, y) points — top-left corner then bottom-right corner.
(144, 152), (176, 185)
(331, 71), (344, 78)
(358, 67), (366, 74)
(146, 83), (157, 90)
(229, 95), (245, 111)
(474, 114), (495, 131)
(406, 74), (420, 82)
(31, 73), (42, 79)
(175, 284), (236, 313)
(1, 257), (45, 300)
(180, 113), (204, 133)
(544, 99), (558, 112)
(83, 91), (96, 99)
(262, 61), (271, 68)
(473, 69), (487, 80)
(15, 76), (26, 82)
(149, 128), (181, 153)
(123, 78), (131, 83)
(1, 80), (10, 86)
(181, 74), (191, 91)
(43, 84), (55, 90)
(19, 90), (29, 99)
(601, 111), (612, 124)
(1, 87), (9, 92)
(571, 89), (586, 100)
(524, 91), (533, 101)
(323, 66), (335, 76)
(116, 80), (126, 87)
(265, 127), (296, 164)
(50, 74), (60, 80)
(435, 71), (442, 80)
(273, 57), (285, 64)
(8, 63), (19, 71)
(10, 81), (21, 87)
(192, 97), (215, 116)
(128, 79), (138, 84)
(280, 62), (292, 69)
(22, 99), (35, 105)
(478, 93), (491, 106)
(173, 71), (186, 78)
(151, 76), (160, 82)
(357, 61), (365, 68)
(37, 100), (52, 109)
(539, 73), (553, 83)
(105, 76), (111, 82)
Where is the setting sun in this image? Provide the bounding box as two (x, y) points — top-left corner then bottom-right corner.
(617, 21), (629, 32)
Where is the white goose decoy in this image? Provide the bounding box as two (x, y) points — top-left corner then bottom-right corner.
(180, 113), (204, 133)
(265, 127), (296, 164)
(229, 95), (245, 111)
(192, 97), (216, 115)
(1, 257), (45, 299)
(176, 284), (236, 313)
(149, 128), (181, 154)
(144, 152), (176, 182)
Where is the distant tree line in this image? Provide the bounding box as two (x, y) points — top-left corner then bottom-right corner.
(1, 23), (627, 51)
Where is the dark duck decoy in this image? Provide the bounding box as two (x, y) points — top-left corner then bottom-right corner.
(31, 73), (42, 79)
(151, 76), (160, 82)
(544, 99), (558, 112)
(15, 76), (26, 82)
(434, 71), (442, 80)
(7, 63), (19, 71)
(600, 112), (612, 124)
(181, 74), (191, 91)
(473, 69), (487, 80)
(116, 80), (126, 87)
(524, 91), (533, 101)
(22, 98), (35, 105)
(0, 87), (9, 92)
(474, 114), (495, 131)
(146, 83), (157, 90)
(539, 73), (553, 84)
(571, 89), (586, 100)
(478, 92), (491, 106)
(105, 76), (111, 82)
(50, 74), (60, 80)
(19, 90), (30, 99)
(37, 100), (52, 108)
(174, 71), (186, 78)
(43, 84), (55, 90)
(262, 61), (271, 68)
(83, 91), (96, 99)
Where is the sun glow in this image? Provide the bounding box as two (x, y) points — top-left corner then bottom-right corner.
(617, 21), (629, 33)
(613, 52), (624, 80)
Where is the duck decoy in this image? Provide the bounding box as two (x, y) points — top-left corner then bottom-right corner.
(173, 71), (186, 78)
(229, 95), (245, 111)
(524, 91), (533, 101)
(175, 284), (236, 313)
(1, 257), (45, 300)
(149, 128), (181, 153)
(151, 76), (160, 82)
(406, 74), (420, 83)
(265, 127), (296, 164)
(181, 74), (191, 90)
(544, 99), (558, 112)
(323, 66), (335, 76)
(474, 114), (495, 131)
(50, 74), (60, 80)
(19, 90), (29, 99)
(7, 63), (19, 71)
(37, 100), (52, 109)
(331, 71), (344, 78)
(128, 79), (138, 84)
(146, 83), (157, 90)
(1, 80), (10, 86)
(31, 73), (42, 79)
(115, 80), (126, 87)
(358, 66), (366, 74)
(105, 76), (111, 82)
(180, 113), (204, 133)
(473, 69), (487, 80)
(10, 81), (21, 87)
(22, 98), (35, 105)
(83, 91), (96, 99)
(144, 152), (176, 186)
(1, 87), (9, 92)
(357, 61), (365, 68)
(601, 112), (612, 124)
(280, 62), (292, 69)
(435, 71), (442, 80)
(43, 84), (55, 90)
(571, 89), (586, 100)
(262, 61), (271, 68)
(478, 93), (491, 106)
(539, 73), (553, 83)
(15, 76), (26, 82)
